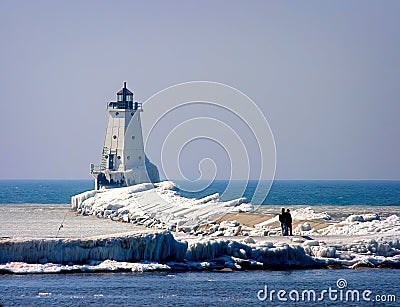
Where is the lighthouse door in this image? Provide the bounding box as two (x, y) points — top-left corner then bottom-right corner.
(108, 154), (115, 170)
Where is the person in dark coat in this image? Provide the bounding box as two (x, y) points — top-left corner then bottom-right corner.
(285, 209), (293, 236)
(279, 208), (287, 236)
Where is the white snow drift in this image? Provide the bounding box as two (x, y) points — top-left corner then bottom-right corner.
(72, 181), (252, 233)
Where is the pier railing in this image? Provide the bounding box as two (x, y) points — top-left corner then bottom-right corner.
(90, 163), (106, 174)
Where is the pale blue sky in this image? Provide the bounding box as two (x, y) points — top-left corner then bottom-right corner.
(0, 1), (399, 180)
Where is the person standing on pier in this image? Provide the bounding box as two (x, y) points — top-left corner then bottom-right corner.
(279, 208), (288, 236)
(285, 209), (293, 236)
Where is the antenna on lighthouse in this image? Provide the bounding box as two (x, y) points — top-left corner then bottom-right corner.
(124, 81), (127, 88)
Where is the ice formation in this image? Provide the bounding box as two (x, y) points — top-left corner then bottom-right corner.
(1, 182), (399, 273)
(0, 260), (170, 274)
(71, 181), (252, 233)
(296, 214), (400, 236)
(1, 230), (399, 274)
(0, 232), (186, 264)
(0, 231), (320, 272)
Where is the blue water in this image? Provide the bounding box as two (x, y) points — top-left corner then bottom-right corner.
(1, 179), (399, 206)
(179, 180), (400, 206)
(0, 180), (93, 204)
(0, 270), (397, 306)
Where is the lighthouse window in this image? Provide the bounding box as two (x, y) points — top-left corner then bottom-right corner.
(126, 95), (133, 101)
(131, 112), (134, 116)
(127, 156), (130, 160)
(138, 156), (142, 160)
(117, 155), (121, 159)
(113, 135), (117, 139)
(105, 155), (108, 159)
(115, 112), (119, 116)
(117, 94), (123, 101)
(132, 135), (135, 140)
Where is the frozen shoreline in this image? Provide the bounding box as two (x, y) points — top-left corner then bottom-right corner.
(1, 230), (400, 274)
(1, 181), (399, 274)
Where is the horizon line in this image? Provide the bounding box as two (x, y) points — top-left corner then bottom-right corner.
(0, 178), (400, 181)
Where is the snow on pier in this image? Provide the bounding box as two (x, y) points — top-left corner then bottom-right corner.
(71, 181), (251, 233)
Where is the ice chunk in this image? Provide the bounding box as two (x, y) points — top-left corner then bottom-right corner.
(0, 232), (187, 264)
(346, 214), (380, 223)
(300, 222), (311, 231)
(291, 207), (331, 220)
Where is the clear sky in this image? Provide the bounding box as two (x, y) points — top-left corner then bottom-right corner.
(0, 1), (399, 180)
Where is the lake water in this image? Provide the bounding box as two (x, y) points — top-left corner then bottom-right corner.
(0, 269), (398, 306)
(1, 179), (399, 206)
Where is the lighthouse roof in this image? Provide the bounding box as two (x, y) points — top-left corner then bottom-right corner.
(117, 82), (133, 95)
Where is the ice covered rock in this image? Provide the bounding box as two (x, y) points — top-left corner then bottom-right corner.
(302, 240), (320, 247)
(71, 190), (99, 210)
(243, 237), (256, 244)
(231, 203), (254, 213)
(0, 260), (170, 274)
(305, 246), (336, 258)
(71, 181), (253, 234)
(346, 214), (380, 223)
(292, 237), (304, 243)
(2, 230), (400, 271)
(220, 220), (239, 228)
(193, 193), (220, 205)
(334, 238), (400, 257)
(0, 232), (187, 264)
(319, 215), (400, 236)
(249, 229), (269, 236)
(0, 232), (322, 269)
(291, 207), (331, 220)
(251, 244), (314, 267)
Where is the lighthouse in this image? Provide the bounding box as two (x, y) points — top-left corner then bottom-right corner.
(90, 82), (159, 190)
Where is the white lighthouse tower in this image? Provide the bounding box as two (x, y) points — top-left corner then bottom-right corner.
(90, 82), (159, 190)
